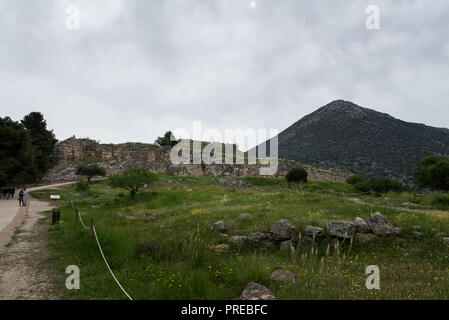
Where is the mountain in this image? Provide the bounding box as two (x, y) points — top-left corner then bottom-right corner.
(259, 100), (449, 184)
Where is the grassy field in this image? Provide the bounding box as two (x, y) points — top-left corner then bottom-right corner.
(31, 174), (449, 300)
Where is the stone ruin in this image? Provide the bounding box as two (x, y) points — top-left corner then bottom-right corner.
(42, 137), (351, 182)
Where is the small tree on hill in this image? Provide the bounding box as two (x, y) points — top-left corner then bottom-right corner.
(76, 164), (106, 182)
(346, 174), (365, 185)
(155, 131), (179, 148)
(285, 167), (308, 184)
(108, 168), (156, 197)
(413, 155), (449, 191)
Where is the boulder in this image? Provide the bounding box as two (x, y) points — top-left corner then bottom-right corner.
(270, 219), (297, 240)
(411, 231), (423, 240)
(393, 227), (403, 235)
(240, 283), (276, 300)
(145, 213), (156, 222)
(213, 220), (233, 233)
(326, 221), (355, 238)
(303, 226), (325, 238)
(354, 217), (371, 234)
(229, 236), (248, 245)
(239, 213), (250, 221)
(280, 240), (294, 251)
(367, 212), (395, 236)
(355, 233), (378, 243)
(270, 269), (299, 284)
(442, 237), (449, 246)
(248, 232), (274, 249)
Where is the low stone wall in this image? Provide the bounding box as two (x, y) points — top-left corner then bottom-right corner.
(43, 138), (350, 183)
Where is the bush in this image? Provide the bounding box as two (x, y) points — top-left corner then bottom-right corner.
(354, 177), (404, 194)
(413, 155), (449, 191)
(431, 193), (449, 208)
(109, 168), (157, 197)
(75, 179), (89, 192)
(285, 167), (308, 184)
(76, 164), (106, 182)
(346, 174), (365, 185)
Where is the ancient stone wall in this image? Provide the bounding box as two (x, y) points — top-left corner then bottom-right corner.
(43, 138), (351, 183)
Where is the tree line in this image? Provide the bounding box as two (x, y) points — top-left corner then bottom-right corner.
(0, 112), (57, 188)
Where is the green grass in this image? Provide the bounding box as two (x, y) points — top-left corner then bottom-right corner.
(32, 175), (449, 300)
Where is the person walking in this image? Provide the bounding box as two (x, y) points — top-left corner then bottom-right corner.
(23, 188), (29, 206)
(18, 189), (24, 206)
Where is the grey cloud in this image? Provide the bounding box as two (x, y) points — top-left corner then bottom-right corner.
(1, 0), (449, 148)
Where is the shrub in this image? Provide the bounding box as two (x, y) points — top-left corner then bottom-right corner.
(109, 168), (157, 197)
(354, 177), (404, 194)
(75, 179), (89, 192)
(431, 193), (449, 208)
(413, 155), (449, 191)
(155, 131), (179, 148)
(76, 164), (106, 182)
(285, 167), (308, 184)
(346, 174), (365, 185)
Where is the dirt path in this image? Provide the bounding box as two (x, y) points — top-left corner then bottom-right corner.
(346, 197), (449, 216)
(0, 182), (78, 300)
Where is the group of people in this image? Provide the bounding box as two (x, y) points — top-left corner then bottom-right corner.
(1, 188), (15, 199)
(1, 188), (28, 206)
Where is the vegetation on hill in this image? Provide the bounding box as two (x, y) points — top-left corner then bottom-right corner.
(32, 174), (449, 300)
(413, 155), (449, 191)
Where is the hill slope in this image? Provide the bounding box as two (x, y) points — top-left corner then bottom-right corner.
(262, 100), (449, 184)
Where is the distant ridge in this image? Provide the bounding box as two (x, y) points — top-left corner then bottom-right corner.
(258, 100), (449, 184)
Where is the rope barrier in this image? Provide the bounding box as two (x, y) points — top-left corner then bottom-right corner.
(92, 225), (133, 300)
(71, 200), (133, 300)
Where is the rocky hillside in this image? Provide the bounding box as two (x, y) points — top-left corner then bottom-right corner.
(260, 100), (449, 184)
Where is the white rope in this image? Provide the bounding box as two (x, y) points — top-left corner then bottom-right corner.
(71, 199), (132, 300)
(92, 225), (133, 300)
(78, 213), (90, 230)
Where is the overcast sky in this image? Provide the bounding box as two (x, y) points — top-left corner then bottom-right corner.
(1, 0), (449, 149)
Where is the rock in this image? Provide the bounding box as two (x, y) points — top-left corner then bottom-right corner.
(145, 213), (156, 222)
(394, 227), (403, 235)
(355, 233), (378, 243)
(229, 236), (247, 245)
(431, 228), (440, 234)
(248, 232), (274, 249)
(303, 226), (325, 238)
(220, 233), (229, 238)
(354, 217), (371, 234)
(367, 212), (395, 236)
(325, 221), (355, 238)
(270, 219), (297, 241)
(208, 244), (230, 254)
(218, 179), (253, 188)
(411, 231), (423, 239)
(125, 215), (136, 221)
(280, 240), (294, 251)
(239, 213), (250, 221)
(213, 220), (233, 233)
(413, 226), (422, 231)
(402, 202), (418, 208)
(442, 237), (449, 246)
(270, 269), (299, 284)
(240, 283), (276, 300)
